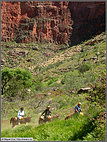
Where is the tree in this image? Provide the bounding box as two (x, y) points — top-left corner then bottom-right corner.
(1, 68), (32, 101)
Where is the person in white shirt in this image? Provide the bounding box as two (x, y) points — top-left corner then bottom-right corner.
(17, 107), (24, 124)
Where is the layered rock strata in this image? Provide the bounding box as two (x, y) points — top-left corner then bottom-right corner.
(1, 1), (105, 45)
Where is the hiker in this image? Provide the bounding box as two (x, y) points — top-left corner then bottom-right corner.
(17, 107), (24, 124)
(41, 106), (52, 119)
(75, 102), (82, 114)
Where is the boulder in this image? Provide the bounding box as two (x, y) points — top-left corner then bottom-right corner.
(78, 87), (91, 94)
(32, 46), (39, 51)
(27, 59), (32, 62)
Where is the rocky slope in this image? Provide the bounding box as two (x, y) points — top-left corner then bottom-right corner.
(1, 1), (105, 45)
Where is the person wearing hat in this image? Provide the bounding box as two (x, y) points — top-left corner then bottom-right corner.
(41, 106), (52, 119)
(75, 102), (82, 114)
(17, 107), (24, 124)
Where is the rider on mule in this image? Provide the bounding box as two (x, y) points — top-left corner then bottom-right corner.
(75, 102), (82, 114)
(17, 107), (24, 124)
(41, 106), (51, 119)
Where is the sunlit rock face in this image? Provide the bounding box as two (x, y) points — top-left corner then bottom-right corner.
(1, 1), (105, 45)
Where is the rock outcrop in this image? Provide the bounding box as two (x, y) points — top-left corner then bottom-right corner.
(1, 1), (105, 45)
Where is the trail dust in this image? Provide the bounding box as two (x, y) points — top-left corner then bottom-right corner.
(1, 120), (11, 131)
(1, 116), (40, 130)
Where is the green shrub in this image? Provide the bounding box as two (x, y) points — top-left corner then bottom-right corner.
(47, 77), (57, 86)
(78, 63), (92, 73)
(32, 79), (43, 91)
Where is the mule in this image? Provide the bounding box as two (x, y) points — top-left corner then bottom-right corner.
(65, 108), (75, 120)
(65, 112), (74, 120)
(20, 117), (32, 124)
(10, 117), (32, 128)
(39, 114), (60, 124)
(10, 117), (18, 128)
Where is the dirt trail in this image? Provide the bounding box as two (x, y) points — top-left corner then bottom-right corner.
(41, 47), (81, 67)
(40, 33), (106, 68)
(29, 45), (81, 71)
(1, 120), (11, 131)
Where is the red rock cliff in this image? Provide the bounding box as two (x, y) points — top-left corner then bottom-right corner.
(1, 1), (105, 45)
(1, 2), (21, 41)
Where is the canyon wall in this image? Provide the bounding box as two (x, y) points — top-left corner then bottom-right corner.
(68, 2), (105, 45)
(1, 1), (105, 45)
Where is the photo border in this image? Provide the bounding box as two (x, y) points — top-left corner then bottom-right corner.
(0, 0), (106, 142)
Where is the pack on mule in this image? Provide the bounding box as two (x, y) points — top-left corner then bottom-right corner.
(39, 114), (59, 124)
(10, 117), (32, 128)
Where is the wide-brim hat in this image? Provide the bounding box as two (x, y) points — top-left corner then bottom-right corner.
(78, 102), (81, 105)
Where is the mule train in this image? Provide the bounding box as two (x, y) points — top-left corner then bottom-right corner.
(10, 117), (32, 128)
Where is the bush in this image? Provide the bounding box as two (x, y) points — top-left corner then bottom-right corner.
(78, 63), (91, 73)
(32, 76), (43, 91)
(47, 77), (58, 86)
